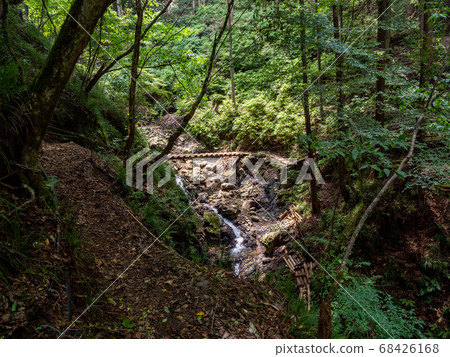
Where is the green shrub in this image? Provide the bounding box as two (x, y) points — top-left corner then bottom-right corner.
(333, 279), (425, 338)
(188, 92), (304, 150)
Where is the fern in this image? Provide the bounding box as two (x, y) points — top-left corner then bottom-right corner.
(333, 279), (425, 338)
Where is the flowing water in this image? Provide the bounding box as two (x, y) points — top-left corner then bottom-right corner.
(203, 204), (244, 275)
(175, 175), (245, 275)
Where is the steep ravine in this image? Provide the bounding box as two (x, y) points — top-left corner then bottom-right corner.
(141, 122), (295, 279)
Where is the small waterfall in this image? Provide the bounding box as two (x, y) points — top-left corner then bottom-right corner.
(204, 204), (244, 275)
(175, 175), (188, 195)
(175, 175), (244, 275)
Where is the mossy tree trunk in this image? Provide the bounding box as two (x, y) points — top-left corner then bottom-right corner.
(419, 0), (433, 90)
(18, 0), (113, 194)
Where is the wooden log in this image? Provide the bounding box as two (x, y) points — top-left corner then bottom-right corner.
(283, 256), (295, 272)
(307, 284), (311, 311)
(303, 262), (309, 282)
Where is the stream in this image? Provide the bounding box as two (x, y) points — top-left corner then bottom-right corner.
(142, 123), (287, 280)
(176, 175), (245, 275)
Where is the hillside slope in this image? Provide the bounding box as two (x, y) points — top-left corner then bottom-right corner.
(31, 141), (289, 338)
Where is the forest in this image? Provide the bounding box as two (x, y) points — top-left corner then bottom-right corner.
(0, 0), (449, 340)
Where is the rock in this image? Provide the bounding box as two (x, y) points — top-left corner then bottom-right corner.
(244, 265), (256, 277)
(243, 199), (258, 210)
(203, 211), (221, 243)
(207, 180), (221, 192)
(221, 182), (237, 191)
(221, 226), (234, 245)
(205, 163), (216, 171)
(261, 226), (288, 255)
(262, 257), (271, 264)
(250, 215), (260, 222)
(197, 192), (208, 203)
(217, 203), (239, 219)
(221, 208), (238, 219)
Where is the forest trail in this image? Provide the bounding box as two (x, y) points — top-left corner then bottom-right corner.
(40, 142), (290, 338)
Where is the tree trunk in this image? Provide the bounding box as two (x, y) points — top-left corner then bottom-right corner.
(419, 0), (433, 90)
(123, 0), (146, 157)
(315, 0), (323, 132)
(116, 0), (123, 17)
(18, 0), (113, 193)
(317, 299), (332, 338)
(300, 0), (319, 214)
(333, 3), (350, 201)
(375, 0), (390, 126)
(228, 0), (235, 106)
(316, 47), (324, 133)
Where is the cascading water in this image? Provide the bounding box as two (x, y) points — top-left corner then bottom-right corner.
(175, 175), (244, 275)
(175, 174), (187, 193)
(203, 204), (244, 275)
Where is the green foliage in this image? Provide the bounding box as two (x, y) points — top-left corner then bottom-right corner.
(189, 91), (304, 149)
(405, 145), (450, 191)
(333, 279), (425, 338)
(124, 163), (201, 258)
(264, 268), (319, 338)
(121, 317), (136, 329)
(0, 197), (43, 284)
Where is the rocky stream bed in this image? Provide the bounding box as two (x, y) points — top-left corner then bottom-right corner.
(141, 121), (304, 280)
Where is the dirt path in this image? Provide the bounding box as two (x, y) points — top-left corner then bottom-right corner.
(41, 142), (290, 338)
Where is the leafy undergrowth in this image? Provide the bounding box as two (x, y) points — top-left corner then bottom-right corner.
(0, 190), (76, 337)
(188, 90), (304, 151)
(284, 177), (449, 338)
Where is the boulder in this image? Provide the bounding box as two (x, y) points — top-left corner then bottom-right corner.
(242, 199), (258, 210)
(197, 192), (208, 203)
(220, 226), (234, 245)
(221, 182), (237, 191)
(216, 202), (239, 219)
(261, 226), (288, 255)
(220, 207), (238, 219)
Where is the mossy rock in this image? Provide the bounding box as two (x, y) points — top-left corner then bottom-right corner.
(203, 211), (221, 243)
(261, 227), (286, 255)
